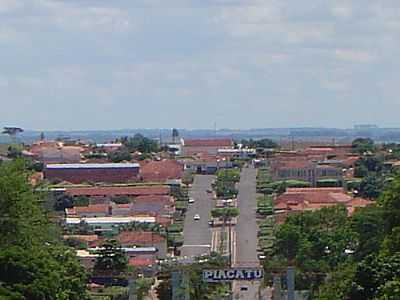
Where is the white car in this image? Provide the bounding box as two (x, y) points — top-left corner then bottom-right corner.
(188, 198), (195, 204)
(194, 214), (200, 220)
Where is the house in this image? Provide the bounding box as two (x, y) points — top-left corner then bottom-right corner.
(182, 158), (233, 174)
(77, 247), (158, 271)
(27, 141), (82, 163)
(217, 148), (256, 159)
(65, 216), (156, 232)
(44, 163), (140, 183)
(115, 230), (167, 257)
(274, 187), (372, 221)
(132, 195), (175, 216)
(64, 185), (169, 201)
(181, 138), (233, 156)
(140, 159), (183, 182)
(65, 194), (174, 218)
(270, 158), (342, 186)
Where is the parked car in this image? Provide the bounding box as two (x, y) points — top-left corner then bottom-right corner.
(208, 220), (214, 226)
(194, 214), (200, 220)
(188, 198), (195, 204)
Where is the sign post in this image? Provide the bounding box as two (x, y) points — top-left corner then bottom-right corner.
(203, 268), (264, 282)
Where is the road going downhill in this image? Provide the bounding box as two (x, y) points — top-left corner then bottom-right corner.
(181, 175), (215, 258)
(233, 166), (260, 300)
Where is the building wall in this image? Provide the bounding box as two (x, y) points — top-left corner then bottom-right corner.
(273, 166), (342, 186)
(182, 145), (231, 156)
(44, 167), (139, 183)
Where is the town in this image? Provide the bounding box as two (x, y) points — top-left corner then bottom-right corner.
(1, 1), (400, 299)
(2, 127), (397, 299)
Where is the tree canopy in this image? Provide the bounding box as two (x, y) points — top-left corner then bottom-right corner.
(268, 172), (400, 299)
(118, 134), (159, 153)
(0, 160), (88, 299)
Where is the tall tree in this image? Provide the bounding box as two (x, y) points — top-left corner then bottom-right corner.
(0, 159), (88, 299)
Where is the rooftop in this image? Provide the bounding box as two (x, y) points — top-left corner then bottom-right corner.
(128, 255), (155, 267)
(65, 186), (169, 196)
(140, 159), (183, 182)
(183, 138), (232, 147)
(116, 231), (165, 244)
(275, 187), (372, 215)
(66, 216), (156, 225)
(46, 163), (140, 169)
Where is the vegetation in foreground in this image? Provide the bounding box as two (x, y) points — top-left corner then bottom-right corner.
(0, 159), (88, 300)
(266, 172), (400, 299)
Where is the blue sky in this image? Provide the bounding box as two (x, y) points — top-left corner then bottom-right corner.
(1, 0), (400, 130)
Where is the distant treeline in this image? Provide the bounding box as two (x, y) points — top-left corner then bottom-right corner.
(4, 127), (400, 144)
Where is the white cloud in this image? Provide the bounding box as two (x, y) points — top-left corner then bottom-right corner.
(334, 49), (376, 63)
(33, 0), (133, 33)
(0, 27), (19, 43)
(331, 3), (353, 18)
(0, 0), (22, 13)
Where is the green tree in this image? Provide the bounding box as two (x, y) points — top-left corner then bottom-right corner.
(359, 175), (384, 199)
(352, 138), (375, 154)
(119, 134), (159, 153)
(0, 159), (88, 299)
(94, 240), (128, 275)
(108, 148), (132, 163)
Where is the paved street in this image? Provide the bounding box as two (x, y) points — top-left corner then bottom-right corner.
(181, 175), (215, 258)
(233, 166), (260, 300)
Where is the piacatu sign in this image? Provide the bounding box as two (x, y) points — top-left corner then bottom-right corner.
(203, 268), (264, 282)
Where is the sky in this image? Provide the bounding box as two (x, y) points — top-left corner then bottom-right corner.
(1, 0), (400, 130)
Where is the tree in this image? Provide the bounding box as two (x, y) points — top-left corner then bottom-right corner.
(73, 195), (90, 207)
(7, 145), (22, 158)
(359, 175), (384, 199)
(240, 138), (278, 149)
(211, 207), (240, 219)
(94, 240), (128, 275)
(0, 159), (88, 299)
(119, 134), (159, 153)
(108, 148), (132, 163)
(54, 193), (74, 211)
(348, 253), (400, 300)
(352, 138), (375, 154)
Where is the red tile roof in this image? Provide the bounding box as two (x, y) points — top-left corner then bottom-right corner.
(66, 186), (169, 197)
(183, 138), (232, 147)
(274, 188), (372, 215)
(140, 160), (183, 182)
(67, 204), (109, 215)
(116, 231), (165, 244)
(128, 255), (155, 267)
